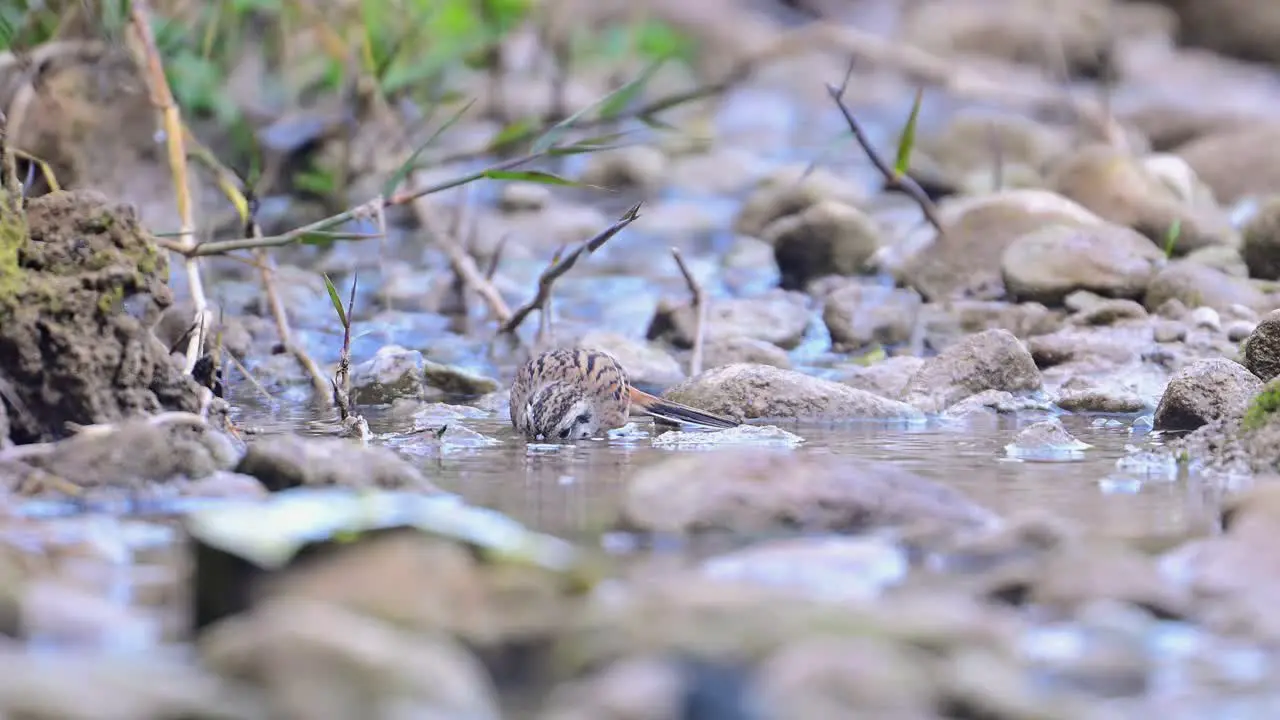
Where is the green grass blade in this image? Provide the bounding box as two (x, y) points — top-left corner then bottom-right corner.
(1163, 218), (1182, 257)
(381, 98), (476, 197)
(481, 169), (584, 187)
(531, 56), (668, 154)
(322, 273), (349, 328)
(893, 87), (924, 178)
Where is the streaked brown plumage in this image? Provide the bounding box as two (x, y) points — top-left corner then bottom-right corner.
(509, 347), (739, 440)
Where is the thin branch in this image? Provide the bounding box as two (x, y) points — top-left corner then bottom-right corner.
(256, 248), (330, 398)
(128, 0), (210, 374)
(499, 202), (642, 335)
(225, 351), (274, 404)
(413, 194), (513, 324)
(824, 79), (945, 236)
(171, 151), (547, 258)
(670, 247), (706, 377)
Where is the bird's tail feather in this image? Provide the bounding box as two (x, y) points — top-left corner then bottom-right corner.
(630, 388), (739, 430)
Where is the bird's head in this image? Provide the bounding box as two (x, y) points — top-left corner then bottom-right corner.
(525, 381), (597, 440)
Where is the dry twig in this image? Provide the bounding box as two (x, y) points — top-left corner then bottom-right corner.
(825, 69), (945, 236)
(669, 247), (706, 377)
(127, 0), (209, 374)
(499, 202), (642, 336)
(253, 248), (330, 398)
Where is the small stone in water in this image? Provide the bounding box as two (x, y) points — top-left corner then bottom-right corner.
(651, 424), (805, 449)
(1004, 418), (1091, 461)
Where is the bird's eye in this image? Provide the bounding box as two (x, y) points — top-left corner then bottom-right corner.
(558, 427), (571, 439)
(574, 412), (591, 425)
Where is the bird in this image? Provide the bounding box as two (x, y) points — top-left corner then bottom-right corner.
(509, 347), (740, 440)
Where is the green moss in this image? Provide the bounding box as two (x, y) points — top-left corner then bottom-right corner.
(97, 285), (124, 314)
(1243, 383), (1280, 432)
(0, 189), (28, 313)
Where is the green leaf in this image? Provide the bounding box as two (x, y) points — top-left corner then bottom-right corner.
(323, 274), (349, 328)
(481, 169), (583, 187)
(596, 56), (668, 120)
(893, 87), (924, 178)
(1163, 218), (1182, 258)
(530, 57), (667, 153)
(381, 98), (475, 197)
(486, 119), (540, 150)
(544, 131), (636, 157)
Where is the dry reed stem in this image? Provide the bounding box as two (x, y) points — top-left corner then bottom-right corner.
(669, 247), (706, 377)
(499, 202), (642, 336)
(127, 0), (209, 374)
(331, 274), (359, 421)
(254, 246), (331, 398)
(413, 194), (514, 323)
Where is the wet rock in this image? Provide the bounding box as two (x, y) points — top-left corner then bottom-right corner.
(901, 0), (1113, 77)
(620, 449), (995, 534)
(663, 364), (923, 423)
(1160, 0), (1280, 65)
(537, 656), (682, 720)
(755, 637), (937, 718)
(179, 471), (270, 500)
(8, 418), (241, 494)
(1001, 223), (1165, 306)
(423, 359), (500, 396)
(1047, 145), (1236, 254)
(1243, 310), (1280, 382)
(497, 182), (550, 212)
(939, 648), (1087, 720)
(1153, 358), (1262, 432)
(701, 536), (907, 601)
(351, 345), (427, 404)
(1004, 418), (1091, 460)
(1026, 325), (1150, 369)
(201, 597), (501, 720)
(1188, 306), (1222, 332)
(941, 300), (1063, 341)
(1068, 299), (1149, 327)
(762, 200), (882, 290)
(840, 356), (926, 400)
(1227, 319), (1258, 342)
(647, 290), (811, 350)
(576, 332), (684, 387)
(915, 112), (1072, 194)
(154, 301), (253, 359)
(733, 166), (864, 239)
(1029, 540), (1189, 618)
(894, 189), (1105, 301)
(0, 191), (202, 444)
(701, 336), (791, 370)
(1143, 260), (1268, 314)
(1243, 197), (1280, 280)
(822, 283), (921, 350)
(1185, 244), (1250, 278)
(902, 329), (1043, 414)
(941, 389), (1044, 418)
(1152, 320), (1188, 343)
(1177, 123), (1280, 205)
(578, 146), (668, 194)
(0, 649), (254, 718)
(1056, 377), (1147, 414)
(235, 436), (441, 492)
